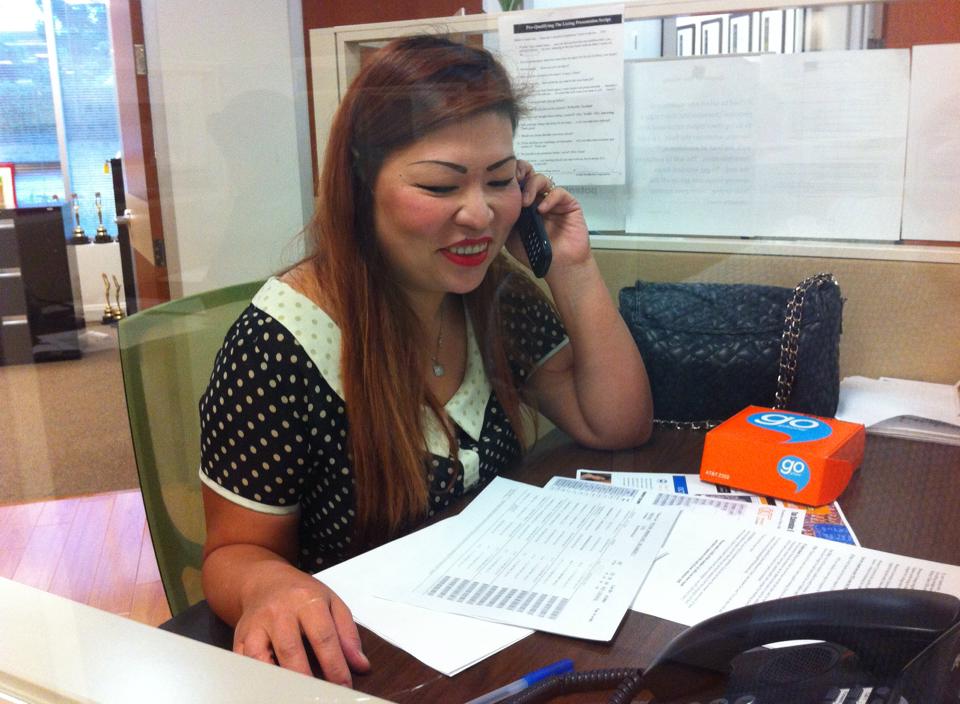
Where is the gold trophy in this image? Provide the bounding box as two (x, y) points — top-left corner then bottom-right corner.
(111, 274), (124, 321)
(69, 193), (90, 245)
(93, 192), (112, 243)
(101, 273), (115, 324)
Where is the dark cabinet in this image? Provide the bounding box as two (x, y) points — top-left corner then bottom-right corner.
(0, 206), (83, 365)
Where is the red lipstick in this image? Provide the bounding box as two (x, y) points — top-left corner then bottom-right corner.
(440, 238), (491, 267)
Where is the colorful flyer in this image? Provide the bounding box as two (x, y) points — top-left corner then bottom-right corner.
(575, 470), (859, 545)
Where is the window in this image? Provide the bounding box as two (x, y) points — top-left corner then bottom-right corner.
(0, 0), (60, 206)
(672, 10), (806, 57)
(0, 0), (121, 240)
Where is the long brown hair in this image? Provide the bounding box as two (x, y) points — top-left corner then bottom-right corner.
(306, 36), (537, 546)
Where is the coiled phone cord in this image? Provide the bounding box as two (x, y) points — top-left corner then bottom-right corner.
(500, 667), (645, 704)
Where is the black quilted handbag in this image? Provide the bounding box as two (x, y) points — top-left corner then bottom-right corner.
(618, 274), (843, 426)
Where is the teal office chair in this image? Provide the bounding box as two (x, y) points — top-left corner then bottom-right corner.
(118, 281), (263, 616)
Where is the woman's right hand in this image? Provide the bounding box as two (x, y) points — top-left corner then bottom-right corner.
(200, 486), (370, 687)
(233, 561), (370, 686)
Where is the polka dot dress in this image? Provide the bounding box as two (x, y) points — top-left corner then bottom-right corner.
(199, 277), (567, 571)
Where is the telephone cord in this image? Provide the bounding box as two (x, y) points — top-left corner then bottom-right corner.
(500, 667), (645, 704)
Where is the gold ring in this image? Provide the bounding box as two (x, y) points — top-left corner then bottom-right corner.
(540, 177), (556, 197)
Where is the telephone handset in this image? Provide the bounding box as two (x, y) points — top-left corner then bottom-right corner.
(515, 203), (552, 278)
(641, 588), (960, 704)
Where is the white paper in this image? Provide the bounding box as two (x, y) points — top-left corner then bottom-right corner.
(381, 477), (675, 641)
(565, 184), (627, 231)
(836, 376), (960, 428)
(633, 511), (960, 628)
(575, 470), (860, 546)
(625, 49), (910, 240)
(545, 476), (806, 534)
(316, 519), (531, 677)
(901, 43), (960, 242)
(498, 5), (625, 185)
(869, 415), (960, 447)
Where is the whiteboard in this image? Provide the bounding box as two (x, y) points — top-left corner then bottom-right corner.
(623, 49), (910, 240)
(901, 43), (960, 242)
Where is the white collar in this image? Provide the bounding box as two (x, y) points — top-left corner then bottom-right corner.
(252, 277), (491, 457)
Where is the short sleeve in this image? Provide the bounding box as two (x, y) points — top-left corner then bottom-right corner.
(498, 283), (568, 386)
(198, 306), (318, 514)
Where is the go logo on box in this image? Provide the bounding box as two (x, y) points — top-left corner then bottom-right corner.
(747, 412), (833, 444)
(777, 455), (810, 493)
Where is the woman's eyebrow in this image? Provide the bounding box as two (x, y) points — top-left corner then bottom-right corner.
(486, 156), (516, 171)
(409, 160), (467, 173)
(407, 156), (516, 173)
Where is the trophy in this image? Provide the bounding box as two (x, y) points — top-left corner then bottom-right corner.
(111, 274), (124, 321)
(93, 192), (112, 243)
(101, 273), (115, 324)
(69, 193), (90, 245)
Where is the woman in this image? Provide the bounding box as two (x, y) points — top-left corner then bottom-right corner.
(198, 35), (651, 688)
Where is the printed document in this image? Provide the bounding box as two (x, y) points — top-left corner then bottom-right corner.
(316, 518), (531, 676)
(625, 49), (910, 240)
(901, 44), (960, 241)
(633, 511), (960, 628)
(498, 5), (625, 185)
(575, 469), (859, 545)
(545, 476), (806, 534)
(381, 476), (676, 641)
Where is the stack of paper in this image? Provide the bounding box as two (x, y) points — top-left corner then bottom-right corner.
(381, 478), (674, 641)
(316, 475), (783, 675)
(562, 469), (959, 624)
(633, 511), (960, 628)
(317, 520), (531, 676)
(836, 376), (960, 445)
(315, 470), (960, 676)
(570, 470), (859, 545)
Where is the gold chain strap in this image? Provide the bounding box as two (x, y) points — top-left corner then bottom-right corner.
(652, 273), (837, 431)
(653, 418), (721, 431)
(773, 273), (837, 410)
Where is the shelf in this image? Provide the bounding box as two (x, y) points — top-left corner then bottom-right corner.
(589, 233), (960, 264)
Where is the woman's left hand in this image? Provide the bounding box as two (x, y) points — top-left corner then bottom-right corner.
(508, 161), (592, 274)
(508, 161), (654, 451)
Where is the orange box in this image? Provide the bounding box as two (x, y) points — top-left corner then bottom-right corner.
(700, 406), (866, 506)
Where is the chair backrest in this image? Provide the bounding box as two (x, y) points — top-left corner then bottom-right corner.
(118, 281), (263, 616)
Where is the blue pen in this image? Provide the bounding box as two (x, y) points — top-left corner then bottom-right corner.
(464, 659), (574, 704)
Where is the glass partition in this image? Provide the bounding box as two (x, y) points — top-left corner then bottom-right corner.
(0, 2), (957, 699)
(0, 0), (121, 231)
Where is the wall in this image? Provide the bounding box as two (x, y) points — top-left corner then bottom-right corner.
(302, 0), (482, 28)
(140, 0), (312, 297)
(883, 0), (960, 48)
(300, 0), (482, 187)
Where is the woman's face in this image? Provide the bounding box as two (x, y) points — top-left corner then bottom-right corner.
(372, 111), (521, 301)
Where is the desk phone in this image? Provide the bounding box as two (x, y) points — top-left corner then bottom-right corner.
(641, 589), (960, 704)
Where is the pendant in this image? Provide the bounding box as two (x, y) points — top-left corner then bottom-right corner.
(432, 361), (445, 377)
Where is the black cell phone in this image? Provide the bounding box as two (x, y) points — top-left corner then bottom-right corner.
(515, 204), (552, 278)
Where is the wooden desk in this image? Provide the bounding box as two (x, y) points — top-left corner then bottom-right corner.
(166, 428), (960, 703)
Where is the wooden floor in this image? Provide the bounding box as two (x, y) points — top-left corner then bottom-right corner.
(0, 489), (172, 627)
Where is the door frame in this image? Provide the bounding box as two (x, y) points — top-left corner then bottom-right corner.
(108, 0), (170, 310)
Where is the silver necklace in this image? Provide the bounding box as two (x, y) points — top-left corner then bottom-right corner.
(431, 299), (445, 377)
